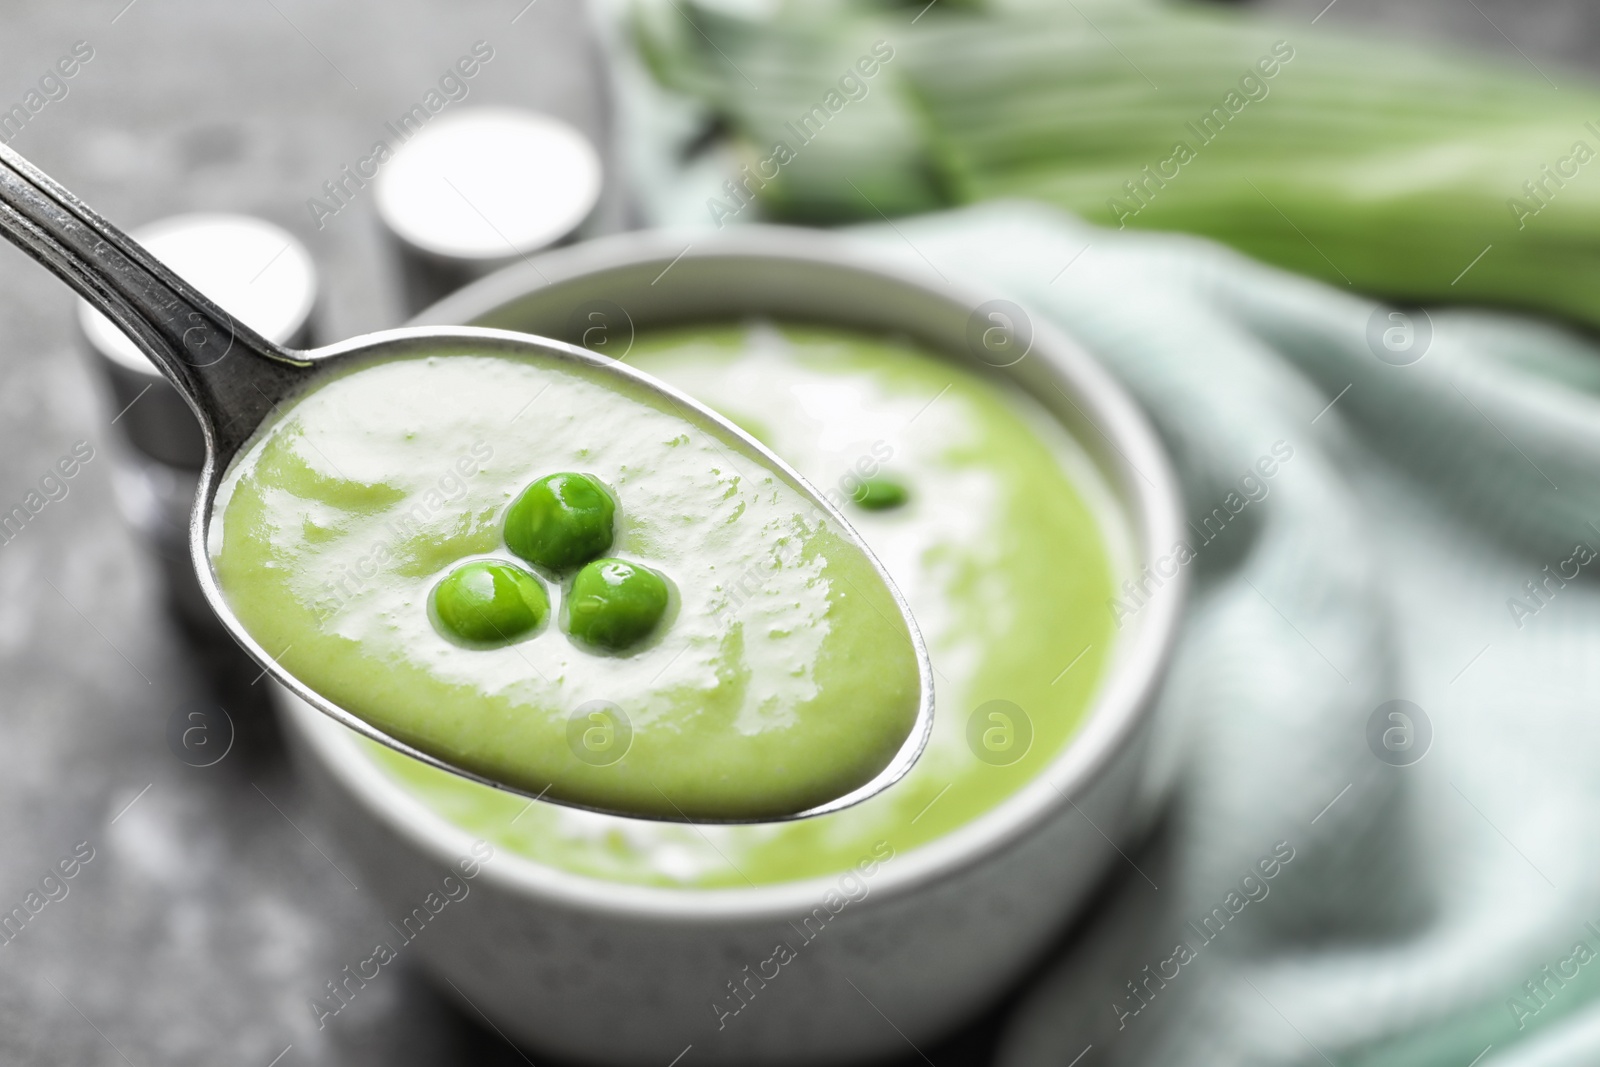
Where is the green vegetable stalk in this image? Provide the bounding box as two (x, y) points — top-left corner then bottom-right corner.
(634, 0), (1600, 327)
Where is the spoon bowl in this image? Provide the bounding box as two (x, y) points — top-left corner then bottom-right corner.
(0, 142), (933, 823)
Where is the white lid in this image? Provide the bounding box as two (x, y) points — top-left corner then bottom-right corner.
(78, 213), (318, 375)
(374, 107), (601, 261)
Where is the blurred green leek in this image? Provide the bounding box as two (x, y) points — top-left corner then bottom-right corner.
(634, 0), (1600, 327)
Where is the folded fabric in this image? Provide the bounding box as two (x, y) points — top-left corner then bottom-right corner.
(864, 202), (1600, 1067)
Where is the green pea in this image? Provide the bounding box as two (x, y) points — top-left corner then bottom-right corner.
(851, 475), (909, 511)
(505, 472), (615, 571)
(431, 560), (549, 647)
(566, 558), (671, 652)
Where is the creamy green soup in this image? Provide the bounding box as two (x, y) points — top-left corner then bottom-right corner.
(364, 323), (1122, 887)
(211, 345), (923, 820)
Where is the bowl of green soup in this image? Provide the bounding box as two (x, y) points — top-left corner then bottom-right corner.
(274, 227), (1184, 1064)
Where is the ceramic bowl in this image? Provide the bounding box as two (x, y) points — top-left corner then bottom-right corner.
(276, 226), (1184, 1065)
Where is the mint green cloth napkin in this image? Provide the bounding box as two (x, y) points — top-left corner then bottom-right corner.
(869, 202), (1600, 1067)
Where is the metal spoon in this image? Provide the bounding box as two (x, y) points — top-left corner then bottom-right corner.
(0, 142), (934, 823)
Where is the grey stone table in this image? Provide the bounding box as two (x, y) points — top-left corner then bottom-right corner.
(0, 1), (1589, 1065)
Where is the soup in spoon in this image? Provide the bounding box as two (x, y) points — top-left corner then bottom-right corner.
(209, 347), (925, 821)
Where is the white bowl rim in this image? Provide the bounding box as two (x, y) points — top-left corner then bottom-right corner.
(284, 224), (1187, 923)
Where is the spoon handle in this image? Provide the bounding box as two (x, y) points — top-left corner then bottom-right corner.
(0, 142), (311, 459)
